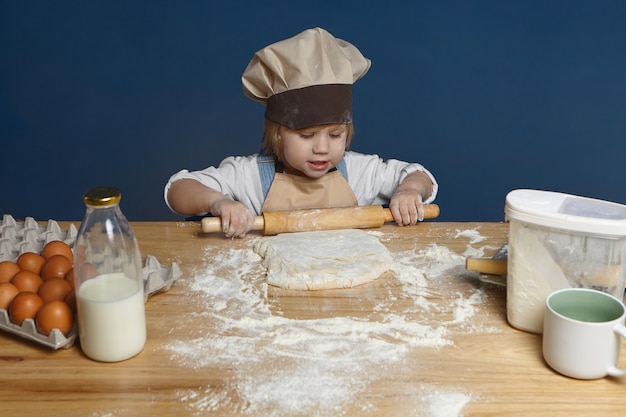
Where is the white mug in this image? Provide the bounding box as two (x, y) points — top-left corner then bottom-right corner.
(542, 288), (626, 379)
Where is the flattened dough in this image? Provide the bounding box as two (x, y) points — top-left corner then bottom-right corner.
(253, 229), (393, 290)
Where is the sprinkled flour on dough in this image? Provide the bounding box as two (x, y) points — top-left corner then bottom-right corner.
(253, 229), (394, 290)
(163, 228), (500, 416)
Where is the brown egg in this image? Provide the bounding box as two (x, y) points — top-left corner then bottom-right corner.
(8, 291), (44, 326)
(64, 290), (77, 314)
(11, 270), (44, 293)
(64, 268), (75, 290)
(38, 278), (72, 304)
(35, 300), (74, 336)
(0, 282), (20, 310)
(0, 260), (21, 283)
(40, 255), (73, 282)
(42, 240), (73, 263)
(16, 252), (46, 275)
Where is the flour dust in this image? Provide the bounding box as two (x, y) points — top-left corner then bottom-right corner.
(163, 227), (501, 416)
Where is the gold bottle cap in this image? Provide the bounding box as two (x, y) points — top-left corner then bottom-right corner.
(83, 186), (122, 207)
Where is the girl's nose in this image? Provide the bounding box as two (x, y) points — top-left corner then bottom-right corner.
(312, 135), (330, 153)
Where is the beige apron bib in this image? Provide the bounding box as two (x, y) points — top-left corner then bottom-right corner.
(261, 170), (358, 212)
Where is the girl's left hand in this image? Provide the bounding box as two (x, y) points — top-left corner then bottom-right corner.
(389, 190), (425, 226)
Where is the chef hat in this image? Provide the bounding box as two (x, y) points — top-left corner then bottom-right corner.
(242, 27), (371, 130)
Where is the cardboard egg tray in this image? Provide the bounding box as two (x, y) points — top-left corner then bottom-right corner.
(0, 214), (77, 261)
(0, 215), (183, 350)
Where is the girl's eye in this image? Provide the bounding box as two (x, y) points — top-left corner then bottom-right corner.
(299, 133), (314, 139)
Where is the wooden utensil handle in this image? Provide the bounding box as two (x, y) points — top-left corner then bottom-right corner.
(201, 215), (265, 233)
(382, 205), (441, 222)
(465, 258), (508, 275)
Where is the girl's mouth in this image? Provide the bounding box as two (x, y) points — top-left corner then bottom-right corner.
(308, 161), (330, 171)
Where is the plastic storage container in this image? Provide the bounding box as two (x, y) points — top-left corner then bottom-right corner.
(505, 189), (626, 334)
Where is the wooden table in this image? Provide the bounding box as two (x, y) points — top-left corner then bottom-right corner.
(1, 222), (624, 417)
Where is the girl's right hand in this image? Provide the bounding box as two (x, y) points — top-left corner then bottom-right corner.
(210, 199), (256, 238)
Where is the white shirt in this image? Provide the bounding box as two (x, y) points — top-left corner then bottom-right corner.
(164, 151), (438, 216)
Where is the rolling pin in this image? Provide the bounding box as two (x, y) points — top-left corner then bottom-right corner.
(201, 204), (440, 235)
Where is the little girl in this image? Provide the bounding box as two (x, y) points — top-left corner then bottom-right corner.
(164, 28), (438, 238)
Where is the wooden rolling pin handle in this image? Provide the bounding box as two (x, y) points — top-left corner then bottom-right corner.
(201, 215), (264, 233)
(382, 204), (441, 222)
(424, 204), (440, 219)
(465, 258), (508, 275)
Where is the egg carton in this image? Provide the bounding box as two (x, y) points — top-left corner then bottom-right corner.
(0, 310), (78, 350)
(0, 215), (77, 262)
(0, 215), (183, 350)
(143, 254), (183, 299)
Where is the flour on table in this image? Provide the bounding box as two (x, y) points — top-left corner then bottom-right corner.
(253, 229), (393, 290)
(163, 226), (501, 417)
(455, 227), (487, 244)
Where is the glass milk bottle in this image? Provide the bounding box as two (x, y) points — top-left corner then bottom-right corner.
(73, 186), (146, 362)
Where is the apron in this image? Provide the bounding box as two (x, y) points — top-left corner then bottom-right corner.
(261, 165), (358, 213)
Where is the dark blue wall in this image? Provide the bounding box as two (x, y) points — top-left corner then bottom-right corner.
(2, 1), (625, 222)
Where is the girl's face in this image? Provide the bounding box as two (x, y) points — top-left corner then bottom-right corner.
(279, 124), (347, 178)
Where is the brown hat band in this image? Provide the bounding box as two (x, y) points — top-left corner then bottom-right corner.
(265, 84), (353, 130)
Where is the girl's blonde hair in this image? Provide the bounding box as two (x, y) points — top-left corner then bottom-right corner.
(262, 120), (354, 162)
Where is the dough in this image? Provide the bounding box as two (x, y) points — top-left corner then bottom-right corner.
(253, 229), (393, 290)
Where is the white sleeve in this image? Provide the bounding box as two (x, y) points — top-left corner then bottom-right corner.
(163, 155), (265, 216)
(344, 151), (438, 206)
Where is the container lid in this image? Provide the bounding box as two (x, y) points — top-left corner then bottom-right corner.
(504, 189), (626, 236)
(83, 186), (122, 207)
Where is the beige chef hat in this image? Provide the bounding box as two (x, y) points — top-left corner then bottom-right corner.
(242, 27), (371, 130)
